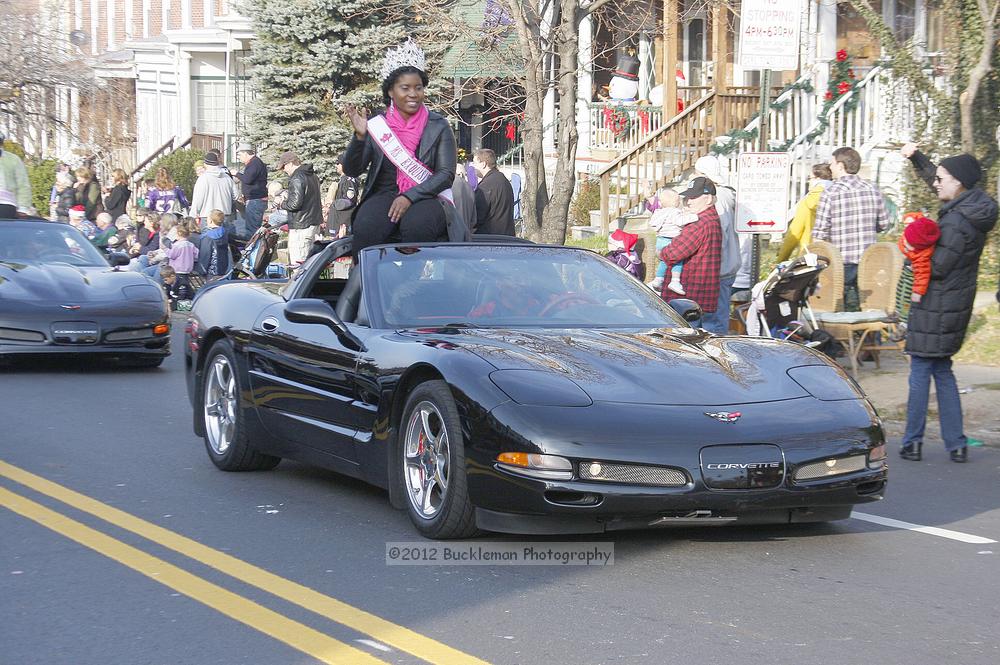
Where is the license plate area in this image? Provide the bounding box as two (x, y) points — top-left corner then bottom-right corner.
(700, 444), (785, 489)
(51, 321), (100, 344)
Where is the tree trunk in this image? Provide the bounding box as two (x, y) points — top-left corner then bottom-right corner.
(539, 2), (582, 245)
(505, 1), (548, 243)
(959, 0), (998, 154)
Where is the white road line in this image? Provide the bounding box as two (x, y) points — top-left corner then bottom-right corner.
(355, 640), (393, 653)
(851, 511), (998, 544)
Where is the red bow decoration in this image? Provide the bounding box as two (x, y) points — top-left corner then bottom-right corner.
(836, 49), (848, 62)
(505, 121), (516, 141)
(638, 109), (650, 132)
(837, 81), (852, 95)
(824, 91), (834, 101)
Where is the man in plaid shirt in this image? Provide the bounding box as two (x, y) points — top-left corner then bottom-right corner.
(661, 177), (722, 318)
(813, 147), (889, 309)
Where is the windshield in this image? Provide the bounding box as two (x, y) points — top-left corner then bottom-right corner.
(367, 245), (687, 329)
(0, 223), (110, 267)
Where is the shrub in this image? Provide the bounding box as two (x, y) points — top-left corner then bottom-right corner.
(26, 159), (58, 214)
(142, 148), (203, 200)
(2, 140), (26, 159)
(570, 178), (601, 226)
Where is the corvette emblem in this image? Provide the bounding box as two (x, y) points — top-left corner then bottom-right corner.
(60, 304), (81, 310)
(704, 411), (741, 423)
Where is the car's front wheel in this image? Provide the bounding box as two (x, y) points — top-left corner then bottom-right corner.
(202, 339), (280, 472)
(399, 381), (478, 539)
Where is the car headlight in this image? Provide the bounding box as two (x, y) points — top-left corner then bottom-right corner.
(496, 453), (574, 481)
(489, 370), (592, 407)
(121, 284), (164, 302)
(794, 454), (867, 481)
(787, 365), (864, 401)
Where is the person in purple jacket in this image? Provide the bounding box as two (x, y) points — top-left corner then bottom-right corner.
(146, 167), (190, 214)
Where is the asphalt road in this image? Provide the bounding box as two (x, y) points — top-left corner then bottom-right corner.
(2, 323), (999, 665)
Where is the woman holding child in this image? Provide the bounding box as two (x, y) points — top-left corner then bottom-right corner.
(343, 39), (468, 255)
(897, 143), (998, 464)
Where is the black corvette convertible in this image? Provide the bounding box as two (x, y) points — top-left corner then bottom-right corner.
(0, 219), (170, 366)
(184, 237), (887, 538)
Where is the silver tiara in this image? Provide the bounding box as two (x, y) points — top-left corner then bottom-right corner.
(380, 39), (426, 81)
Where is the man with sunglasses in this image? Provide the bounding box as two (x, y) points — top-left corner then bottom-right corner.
(812, 146), (889, 310)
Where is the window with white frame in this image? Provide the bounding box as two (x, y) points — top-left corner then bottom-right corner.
(192, 80), (235, 134)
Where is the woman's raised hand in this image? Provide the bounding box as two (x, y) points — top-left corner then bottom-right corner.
(345, 105), (368, 139)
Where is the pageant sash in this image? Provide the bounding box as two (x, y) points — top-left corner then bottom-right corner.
(368, 114), (454, 207)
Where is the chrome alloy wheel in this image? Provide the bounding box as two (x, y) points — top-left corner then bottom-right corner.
(204, 355), (237, 455)
(403, 400), (451, 519)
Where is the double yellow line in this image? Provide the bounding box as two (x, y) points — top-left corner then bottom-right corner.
(0, 461), (489, 665)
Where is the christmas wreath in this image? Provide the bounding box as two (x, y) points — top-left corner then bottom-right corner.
(602, 105), (632, 141)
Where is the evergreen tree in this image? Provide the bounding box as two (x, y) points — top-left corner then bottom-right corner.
(241, 0), (404, 181)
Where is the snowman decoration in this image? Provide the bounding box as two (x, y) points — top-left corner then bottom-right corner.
(608, 48), (640, 103)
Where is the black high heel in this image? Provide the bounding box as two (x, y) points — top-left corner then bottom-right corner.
(950, 447), (968, 463)
(900, 442), (922, 461)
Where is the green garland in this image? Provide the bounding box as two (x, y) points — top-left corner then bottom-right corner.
(710, 79), (814, 155)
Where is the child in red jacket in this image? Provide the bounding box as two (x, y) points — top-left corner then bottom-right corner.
(897, 214), (941, 303)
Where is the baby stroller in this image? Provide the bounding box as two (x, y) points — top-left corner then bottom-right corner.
(740, 253), (841, 356)
(230, 216), (282, 279)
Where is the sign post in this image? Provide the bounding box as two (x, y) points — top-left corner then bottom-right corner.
(735, 152), (792, 236)
(736, 0), (803, 284)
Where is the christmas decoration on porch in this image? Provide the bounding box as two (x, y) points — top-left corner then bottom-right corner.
(803, 49), (861, 143)
(602, 105), (632, 142)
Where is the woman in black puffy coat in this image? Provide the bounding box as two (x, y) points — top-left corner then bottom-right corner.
(898, 145), (998, 463)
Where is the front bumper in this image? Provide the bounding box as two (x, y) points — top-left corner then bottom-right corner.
(464, 398), (887, 534)
(0, 318), (171, 358)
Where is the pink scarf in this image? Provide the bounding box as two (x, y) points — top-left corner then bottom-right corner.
(384, 102), (429, 195)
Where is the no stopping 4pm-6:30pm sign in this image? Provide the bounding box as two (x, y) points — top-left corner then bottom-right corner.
(736, 152), (791, 234)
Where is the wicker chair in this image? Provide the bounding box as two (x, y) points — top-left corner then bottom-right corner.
(815, 242), (905, 378)
(806, 240), (844, 313)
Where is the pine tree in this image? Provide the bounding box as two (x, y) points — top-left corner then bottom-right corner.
(241, 0), (404, 181)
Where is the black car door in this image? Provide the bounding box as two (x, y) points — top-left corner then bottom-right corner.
(247, 299), (361, 465)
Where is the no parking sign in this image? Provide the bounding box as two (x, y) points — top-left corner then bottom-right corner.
(735, 152), (791, 234)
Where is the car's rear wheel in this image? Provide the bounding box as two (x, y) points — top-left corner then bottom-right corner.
(202, 339), (280, 471)
(400, 381), (477, 539)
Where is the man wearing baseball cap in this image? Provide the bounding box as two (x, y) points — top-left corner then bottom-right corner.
(658, 176), (723, 326)
(234, 143), (268, 237)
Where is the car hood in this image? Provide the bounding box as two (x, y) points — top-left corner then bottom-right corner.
(445, 327), (826, 406)
(0, 262), (154, 303)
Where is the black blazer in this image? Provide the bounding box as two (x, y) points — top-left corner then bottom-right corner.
(474, 168), (516, 236)
(343, 109), (457, 205)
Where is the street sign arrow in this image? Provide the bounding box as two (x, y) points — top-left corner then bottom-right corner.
(746, 221), (776, 227)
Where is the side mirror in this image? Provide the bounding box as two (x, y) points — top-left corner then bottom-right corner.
(108, 251), (131, 267)
(284, 298), (365, 352)
(668, 298), (703, 324)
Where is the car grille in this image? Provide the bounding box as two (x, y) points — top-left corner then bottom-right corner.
(579, 462), (688, 487)
(105, 328), (156, 342)
(795, 455), (866, 481)
(0, 327), (46, 343)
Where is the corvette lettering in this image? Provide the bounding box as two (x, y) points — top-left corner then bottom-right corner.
(705, 463), (781, 470)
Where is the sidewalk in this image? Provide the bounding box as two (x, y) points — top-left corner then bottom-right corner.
(854, 353), (1000, 447)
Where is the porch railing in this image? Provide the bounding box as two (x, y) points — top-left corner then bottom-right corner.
(595, 90), (763, 232)
(588, 103), (665, 152)
(597, 93), (712, 233)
